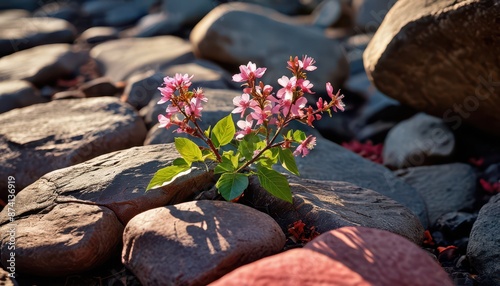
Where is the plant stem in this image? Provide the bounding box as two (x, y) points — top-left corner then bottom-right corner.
(192, 119), (222, 162)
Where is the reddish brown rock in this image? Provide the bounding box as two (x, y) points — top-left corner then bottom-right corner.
(0, 80), (46, 114)
(305, 226), (453, 286)
(122, 200), (285, 286)
(0, 203), (123, 276)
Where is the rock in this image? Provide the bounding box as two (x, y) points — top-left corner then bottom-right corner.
(343, 33), (373, 76)
(277, 129), (429, 227)
(0, 97), (146, 199)
(352, 0), (396, 33)
(363, 0), (500, 137)
(105, 3), (148, 27)
(0, 203), (123, 276)
(383, 113), (455, 169)
(0, 1), (39, 12)
(213, 227), (452, 285)
(0, 16), (77, 57)
(243, 176), (424, 244)
(162, 0), (215, 26)
(435, 212), (477, 247)
(305, 227), (454, 286)
(128, 12), (182, 38)
(79, 27), (119, 45)
(0, 80), (46, 114)
(467, 193), (500, 285)
(90, 36), (194, 82)
(124, 60), (235, 111)
(122, 200), (285, 286)
(142, 88), (239, 130)
(0, 266), (17, 285)
(52, 89), (85, 100)
(191, 3), (348, 93)
(0, 144), (214, 276)
(79, 77), (119, 97)
(33, 2), (81, 23)
(82, 0), (154, 27)
(0, 44), (89, 87)
(238, 0), (303, 15)
(395, 163), (476, 226)
(311, 0), (342, 29)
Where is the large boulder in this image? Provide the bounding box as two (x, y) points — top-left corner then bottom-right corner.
(191, 2), (348, 93)
(363, 0), (500, 137)
(0, 144), (214, 276)
(0, 97), (146, 199)
(122, 201), (285, 286)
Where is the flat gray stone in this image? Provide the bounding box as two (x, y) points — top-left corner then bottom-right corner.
(0, 80), (47, 114)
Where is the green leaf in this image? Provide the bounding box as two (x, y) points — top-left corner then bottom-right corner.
(216, 173), (249, 201)
(211, 115), (235, 148)
(173, 158), (191, 167)
(204, 125), (211, 138)
(201, 149), (216, 161)
(293, 130), (307, 142)
(256, 165), (293, 203)
(175, 138), (203, 163)
(278, 148), (300, 176)
(238, 133), (259, 160)
(214, 151), (240, 174)
(146, 164), (191, 191)
(258, 148), (279, 169)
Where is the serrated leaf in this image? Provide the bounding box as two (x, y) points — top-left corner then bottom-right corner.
(216, 173), (249, 201)
(175, 138), (203, 163)
(293, 130), (307, 142)
(257, 165), (293, 203)
(278, 148), (300, 176)
(146, 164), (192, 191)
(211, 115), (235, 148)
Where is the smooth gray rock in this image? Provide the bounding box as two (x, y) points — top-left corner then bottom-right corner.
(0, 80), (46, 114)
(122, 200), (285, 286)
(352, 0), (396, 33)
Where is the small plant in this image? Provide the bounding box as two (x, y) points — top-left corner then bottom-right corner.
(146, 56), (345, 202)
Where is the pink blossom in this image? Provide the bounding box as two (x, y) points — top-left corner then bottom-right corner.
(326, 82), (345, 112)
(158, 114), (172, 129)
(297, 79), (314, 94)
(316, 97), (327, 110)
(185, 97), (203, 119)
(235, 115), (254, 140)
(232, 93), (252, 117)
(299, 55), (317, 71)
(166, 104), (179, 114)
(193, 87), (208, 102)
(232, 62), (267, 82)
(293, 135), (317, 157)
(250, 105), (272, 125)
(157, 86), (175, 104)
(163, 73), (193, 90)
(288, 97), (307, 117)
(277, 76), (297, 101)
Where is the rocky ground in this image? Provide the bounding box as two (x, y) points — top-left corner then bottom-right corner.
(0, 0), (499, 285)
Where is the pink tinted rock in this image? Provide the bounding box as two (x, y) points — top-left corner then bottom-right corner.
(305, 226), (453, 286)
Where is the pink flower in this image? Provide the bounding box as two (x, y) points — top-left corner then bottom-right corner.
(157, 86), (175, 104)
(194, 87), (208, 102)
(158, 114), (172, 129)
(163, 73), (193, 90)
(250, 105), (272, 125)
(326, 82), (345, 112)
(299, 55), (317, 71)
(185, 97), (203, 119)
(316, 97), (327, 110)
(297, 79), (314, 94)
(235, 115), (254, 140)
(232, 62), (267, 82)
(277, 76), (297, 101)
(294, 135), (317, 157)
(288, 97), (307, 117)
(232, 93), (252, 117)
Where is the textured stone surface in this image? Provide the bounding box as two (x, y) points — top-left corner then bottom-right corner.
(0, 203), (123, 276)
(0, 144), (214, 276)
(0, 16), (76, 57)
(0, 80), (46, 114)
(467, 194), (500, 285)
(395, 163), (476, 225)
(90, 36), (194, 82)
(383, 113), (455, 169)
(122, 200), (285, 286)
(0, 44), (89, 86)
(79, 77), (119, 98)
(0, 265), (18, 285)
(305, 227), (454, 286)
(277, 130), (429, 227)
(243, 176), (424, 244)
(363, 0), (500, 137)
(0, 97), (146, 199)
(191, 2), (348, 93)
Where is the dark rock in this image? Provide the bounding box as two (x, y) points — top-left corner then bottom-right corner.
(363, 0), (500, 137)
(79, 27), (119, 45)
(0, 267), (16, 285)
(243, 176), (424, 244)
(310, 0), (342, 29)
(383, 113), (455, 169)
(0, 203), (123, 276)
(80, 77), (119, 97)
(343, 33), (373, 76)
(305, 227), (454, 286)
(0, 16), (77, 57)
(395, 163), (476, 225)
(0, 97), (146, 199)
(0, 144), (214, 276)
(33, 2), (81, 23)
(0, 1), (39, 12)
(104, 4), (148, 27)
(161, 0), (215, 26)
(0, 44), (89, 87)
(81, 0), (155, 27)
(90, 36), (194, 82)
(128, 12), (182, 38)
(237, 0), (303, 15)
(0, 80), (46, 114)
(435, 212), (477, 243)
(467, 193), (500, 285)
(352, 0), (396, 33)
(122, 200), (285, 286)
(191, 2), (348, 93)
